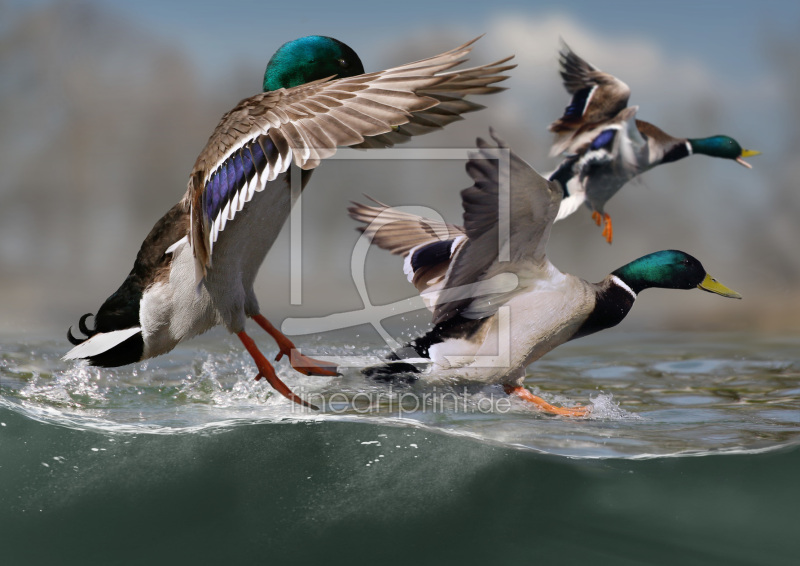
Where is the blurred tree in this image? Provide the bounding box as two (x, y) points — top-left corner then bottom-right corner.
(0, 1), (252, 329)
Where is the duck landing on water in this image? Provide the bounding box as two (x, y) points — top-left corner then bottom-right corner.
(349, 130), (742, 416)
(64, 36), (515, 409)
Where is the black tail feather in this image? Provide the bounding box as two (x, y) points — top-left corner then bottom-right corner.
(66, 326), (83, 346)
(67, 313), (97, 345)
(78, 313), (96, 336)
(85, 332), (145, 368)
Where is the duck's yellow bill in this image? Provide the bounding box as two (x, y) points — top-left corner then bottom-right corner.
(736, 149), (760, 168)
(698, 274), (742, 299)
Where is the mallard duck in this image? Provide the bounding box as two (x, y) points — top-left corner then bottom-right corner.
(64, 36), (515, 409)
(549, 42), (760, 243)
(349, 130), (741, 416)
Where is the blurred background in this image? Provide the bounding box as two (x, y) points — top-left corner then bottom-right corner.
(2, 0), (799, 341)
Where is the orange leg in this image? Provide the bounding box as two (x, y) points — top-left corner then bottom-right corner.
(251, 314), (338, 377)
(601, 213), (613, 244)
(237, 331), (318, 410)
(504, 385), (591, 417)
(591, 211), (614, 244)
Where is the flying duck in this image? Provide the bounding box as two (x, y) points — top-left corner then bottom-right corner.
(349, 130), (741, 416)
(549, 42), (760, 243)
(64, 36), (515, 409)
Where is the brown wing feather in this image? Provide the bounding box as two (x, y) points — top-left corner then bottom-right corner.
(348, 197), (464, 256)
(354, 57), (515, 149)
(432, 130), (562, 324)
(549, 43), (631, 156)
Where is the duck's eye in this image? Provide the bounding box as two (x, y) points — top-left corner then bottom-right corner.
(338, 58), (349, 68)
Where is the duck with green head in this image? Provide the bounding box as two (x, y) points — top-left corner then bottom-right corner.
(263, 35), (364, 90)
(64, 36), (515, 409)
(548, 42), (760, 244)
(350, 130), (741, 416)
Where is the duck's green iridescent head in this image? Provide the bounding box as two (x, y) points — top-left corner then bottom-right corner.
(688, 135), (761, 168)
(613, 250), (741, 298)
(263, 36), (365, 91)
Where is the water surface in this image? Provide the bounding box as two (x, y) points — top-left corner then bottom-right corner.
(1, 330), (798, 564)
(3, 330), (798, 458)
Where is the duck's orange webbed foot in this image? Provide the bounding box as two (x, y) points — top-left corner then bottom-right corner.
(285, 350), (339, 377)
(251, 314), (339, 377)
(601, 213), (613, 244)
(591, 211), (613, 244)
(237, 330), (318, 410)
(504, 385), (591, 417)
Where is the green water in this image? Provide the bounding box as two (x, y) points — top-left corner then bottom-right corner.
(1, 330), (799, 564)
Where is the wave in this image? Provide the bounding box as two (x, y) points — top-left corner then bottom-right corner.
(2, 331), (799, 460)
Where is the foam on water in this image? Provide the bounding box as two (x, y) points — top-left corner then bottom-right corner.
(1, 330), (799, 458)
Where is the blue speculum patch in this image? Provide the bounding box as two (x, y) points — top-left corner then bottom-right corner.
(563, 87), (592, 120)
(232, 152), (245, 189)
(224, 160), (236, 201)
(590, 128), (617, 151)
(203, 137), (279, 226)
(251, 139), (267, 170)
(241, 147), (254, 182)
(205, 174), (221, 221)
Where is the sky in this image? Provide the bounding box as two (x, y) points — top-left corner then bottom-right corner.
(107, 1), (800, 75)
(11, 0), (796, 82)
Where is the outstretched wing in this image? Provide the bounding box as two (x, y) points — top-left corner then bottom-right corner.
(348, 197), (464, 255)
(433, 129), (563, 324)
(549, 42), (630, 156)
(348, 198), (465, 309)
(187, 38), (515, 276)
(354, 56), (515, 149)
